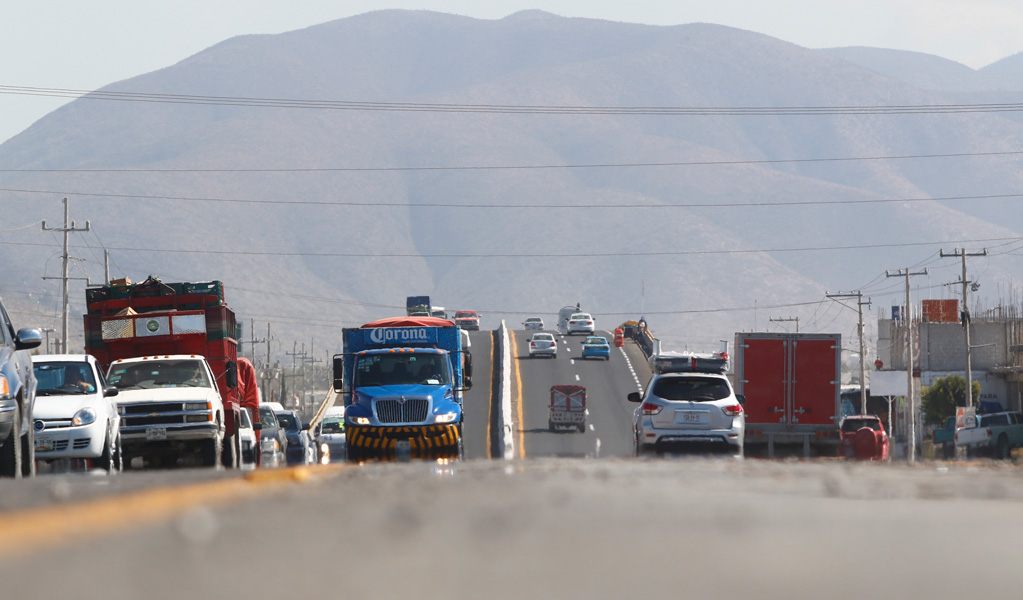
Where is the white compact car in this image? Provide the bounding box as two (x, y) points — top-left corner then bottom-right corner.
(566, 313), (595, 335)
(528, 332), (558, 358)
(523, 317), (545, 331)
(629, 368), (745, 458)
(315, 406), (346, 463)
(32, 354), (122, 472)
(239, 407), (258, 468)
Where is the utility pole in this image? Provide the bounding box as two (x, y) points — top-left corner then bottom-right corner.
(41, 198), (90, 354)
(246, 318), (268, 363)
(940, 248), (987, 408)
(886, 268), (928, 462)
(41, 328), (56, 354)
(827, 291), (872, 414)
(104, 249), (111, 284)
(769, 317), (799, 332)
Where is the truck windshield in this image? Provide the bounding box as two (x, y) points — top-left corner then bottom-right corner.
(354, 352), (451, 387)
(107, 359), (212, 390)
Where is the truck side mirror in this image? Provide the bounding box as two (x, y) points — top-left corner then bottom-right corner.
(333, 355), (345, 393)
(103, 386), (119, 398)
(627, 392), (642, 403)
(253, 422), (262, 431)
(464, 351), (473, 380)
(225, 360), (238, 388)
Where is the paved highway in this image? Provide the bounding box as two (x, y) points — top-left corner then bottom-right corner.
(6, 327), (1023, 598)
(508, 328), (651, 459)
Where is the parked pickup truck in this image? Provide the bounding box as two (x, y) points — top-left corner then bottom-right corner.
(954, 411), (1023, 459)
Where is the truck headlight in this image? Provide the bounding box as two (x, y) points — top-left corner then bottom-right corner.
(72, 407), (97, 426)
(435, 412), (458, 423)
(350, 417), (370, 425)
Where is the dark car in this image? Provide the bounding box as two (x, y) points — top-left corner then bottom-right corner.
(0, 296), (42, 478)
(258, 405), (288, 464)
(275, 409), (316, 465)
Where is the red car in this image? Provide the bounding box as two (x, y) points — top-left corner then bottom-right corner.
(838, 415), (889, 460)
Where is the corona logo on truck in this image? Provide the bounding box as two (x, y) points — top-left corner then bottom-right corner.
(334, 316), (472, 461)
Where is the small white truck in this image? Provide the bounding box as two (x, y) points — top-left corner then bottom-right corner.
(954, 410), (1023, 459)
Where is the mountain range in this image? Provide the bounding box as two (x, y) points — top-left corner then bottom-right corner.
(3, 10), (1023, 357)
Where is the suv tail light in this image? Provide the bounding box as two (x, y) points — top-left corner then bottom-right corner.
(640, 402), (662, 415)
(722, 404), (743, 417)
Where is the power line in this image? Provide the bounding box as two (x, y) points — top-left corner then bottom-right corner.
(2, 150), (1021, 173)
(3, 186), (1023, 209)
(2, 236), (1019, 258)
(4, 84), (1023, 115)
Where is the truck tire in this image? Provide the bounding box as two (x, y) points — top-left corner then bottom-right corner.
(200, 435), (222, 468)
(0, 402), (22, 478)
(222, 432), (239, 469)
(943, 442), (955, 460)
(997, 435), (1010, 460)
(21, 407), (35, 478)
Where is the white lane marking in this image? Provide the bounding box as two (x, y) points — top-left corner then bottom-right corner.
(574, 374), (580, 381)
(595, 437), (601, 458)
(589, 423), (595, 431)
(618, 346), (644, 395)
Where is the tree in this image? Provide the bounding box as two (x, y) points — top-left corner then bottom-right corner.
(921, 374), (980, 426)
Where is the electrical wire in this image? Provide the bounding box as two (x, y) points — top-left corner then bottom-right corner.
(4, 84), (1023, 115)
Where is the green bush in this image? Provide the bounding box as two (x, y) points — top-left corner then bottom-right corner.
(921, 374), (980, 426)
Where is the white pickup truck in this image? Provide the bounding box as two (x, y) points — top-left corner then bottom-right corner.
(106, 355), (225, 468)
(954, 410), (1023, 459)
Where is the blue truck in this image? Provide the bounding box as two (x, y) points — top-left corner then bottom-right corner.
(334, 316), (472, 461)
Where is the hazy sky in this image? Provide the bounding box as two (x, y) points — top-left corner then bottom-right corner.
(2, 0), (1022, 144)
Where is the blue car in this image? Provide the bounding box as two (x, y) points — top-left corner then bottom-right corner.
(581, 336), (611, 361)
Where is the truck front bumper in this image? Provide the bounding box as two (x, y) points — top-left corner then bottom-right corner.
(346, 424), (460, 457)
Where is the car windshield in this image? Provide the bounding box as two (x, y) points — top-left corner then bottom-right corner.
(276, 412), (300, 432)
(354, 352), (451, 386)
(650, 377), (731, 402)
(107, 359), (212, 390)
(585, 338), (607, 345)
(571, 314), (590, 320)
(456, 312), (476, 318)
(321, 418), (344, 433)
(533, 334), (554, 341)
(34, 362), (97, 395)
(259, 408), (278, 430)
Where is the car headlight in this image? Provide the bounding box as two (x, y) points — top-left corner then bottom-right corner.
(435, 412), (458, 423)
(350, 416), (370, 425)
(72, 407), (97, 426)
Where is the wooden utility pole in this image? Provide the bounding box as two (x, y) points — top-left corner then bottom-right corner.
(940, 248), (987, 408)
(41, 198), (90, 353)
(886, 268), (928, 462)
(827, 291), (872, 414)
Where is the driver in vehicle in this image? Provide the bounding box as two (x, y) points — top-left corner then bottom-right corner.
(64, 367), (96, 393)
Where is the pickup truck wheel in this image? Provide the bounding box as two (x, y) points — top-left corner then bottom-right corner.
(0, 402), (22, 478)
(20, 409), (35, 478)
(200, 435), (222, 468)
(222, 431), (239, 469)
(997, 435), (1010, 460)
(943, 442), (955, 460)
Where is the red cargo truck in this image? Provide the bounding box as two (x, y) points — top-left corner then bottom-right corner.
(733, 332), (842, 457)
(83, 277), (243, 468)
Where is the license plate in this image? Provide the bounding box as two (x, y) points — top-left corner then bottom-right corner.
(146, 427), (167, 441)
(35, 438), (54, 452)
(677, 411), (706, 424)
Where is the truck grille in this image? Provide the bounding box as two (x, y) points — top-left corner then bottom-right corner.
(375, 398), (429, 424)
(119, 402), (210, 427)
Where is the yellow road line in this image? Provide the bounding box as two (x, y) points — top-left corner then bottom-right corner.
(0, 465), (343, 560)
(511, 330), (526, 458)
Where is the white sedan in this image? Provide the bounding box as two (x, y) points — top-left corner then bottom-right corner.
(523, 317), (545, 330)
(31, 354), (122, 473)
(567, 313), (596, 335)
(528, 333), (558, 358)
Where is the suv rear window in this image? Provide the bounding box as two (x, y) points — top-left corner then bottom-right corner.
(651, 376), (730, 402)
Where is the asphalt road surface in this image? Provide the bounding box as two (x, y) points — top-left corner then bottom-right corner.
(3, 330), (1023, 598)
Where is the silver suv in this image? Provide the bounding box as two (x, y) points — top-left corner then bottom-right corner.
(629, 370), (745, 457)
(0, 296), (43, 477)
